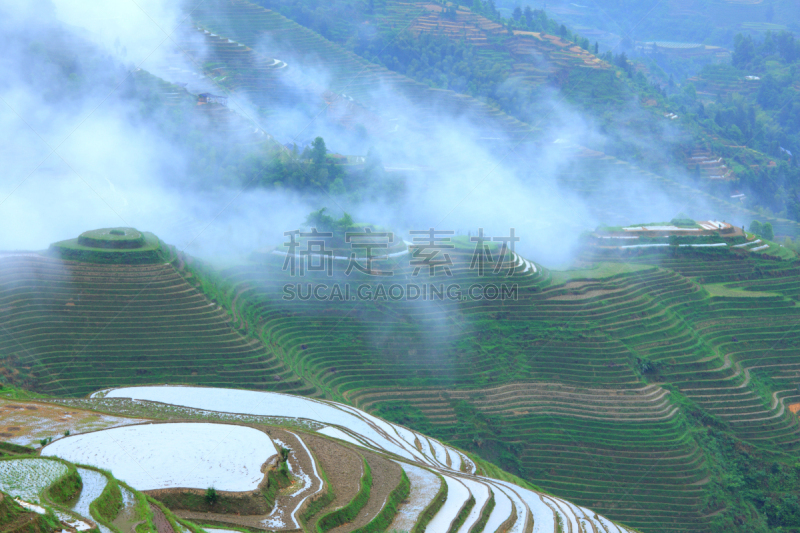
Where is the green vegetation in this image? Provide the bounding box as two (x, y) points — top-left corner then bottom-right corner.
(673, 31), (800, 222)
(750, 220), (775, 241)
(88, 468), (123, 526)
(263, 447), (293, 509)
(77, 228), (146, 250)
(0, 491), (61, 533)
(469, 490), (495, 533)
(300, 455), (335, 526)
(44, 463), (82, 505)
(49, 231), (163, 264)
(0, 242), (313, 395)
(0, 443), (37, 457)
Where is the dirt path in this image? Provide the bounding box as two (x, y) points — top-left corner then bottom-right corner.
(112, 487), (141, 533)
(149, 504), (176, 533)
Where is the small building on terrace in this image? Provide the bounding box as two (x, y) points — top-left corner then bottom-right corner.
(197, 93), (228, 106)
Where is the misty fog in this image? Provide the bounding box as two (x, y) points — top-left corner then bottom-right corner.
(0, 0), (725, 267)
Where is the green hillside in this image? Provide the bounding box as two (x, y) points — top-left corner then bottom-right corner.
(9, 226), (800, 530)
(183, 233), (800, 532)
(177, 0), (800, 238)
(518, 0), (800, 46)
(185, 0), (534, 142)
(7, 0), (800, 531)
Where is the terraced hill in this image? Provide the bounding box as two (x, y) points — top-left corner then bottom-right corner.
(378, 1), (611, 87)
(167, 0), (800, 239)
(182, 0), (534, 142)
(182, 235), (800, 532)
(0, 244), (311, 397)
(9, 226), (800, 530)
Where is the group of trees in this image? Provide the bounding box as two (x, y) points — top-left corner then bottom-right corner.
(356, 31), (509, 98)
(733, 31), (800, 68)
(230, 137), (350, 193)
(749, 220), (774, 240)
(677, 31), (800, 221)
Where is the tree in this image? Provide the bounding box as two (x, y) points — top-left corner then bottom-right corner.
(733, 34), (756, 67)
(304, 208), (354, 235)
(329, 177), (345, 195)
(763, 222), (774, 240)
(757, 74), (781, 110)
(205, 487), (218, 505)
(523, 6), (533, 27)
(512, 6), (522, 21)
(305, 207), (335, 231)
(749, 220), (763, 235)
(615, 52), (630, 73)
(594, 41), (599, 55)
(311, 137), (327, 165)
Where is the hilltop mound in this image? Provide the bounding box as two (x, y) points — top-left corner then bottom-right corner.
(49, 228), (162, 264)
(76, 228), (146, 249)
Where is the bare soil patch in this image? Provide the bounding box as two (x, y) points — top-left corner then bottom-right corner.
(328, 450), (402, 533)
(548, 288), (619, 300)
(303, 434), (363, 530)
(0, 399), (141, 446)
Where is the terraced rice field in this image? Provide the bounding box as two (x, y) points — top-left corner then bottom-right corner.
(387, 462), (440, 531)
(0, 254), (312, 396)
(0, 458), (67, 503)
(0, 398), (139, 446)
(43, 422), (276, 491)
(102, 386), (475, 473)
(10, 230), (800, 532)
(184, 0), (533, 142)
(70, 468), (112, 533)
(0, 451), (210, 533)
(85, 384), (638, 533)
(181, 241), (800, 532)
